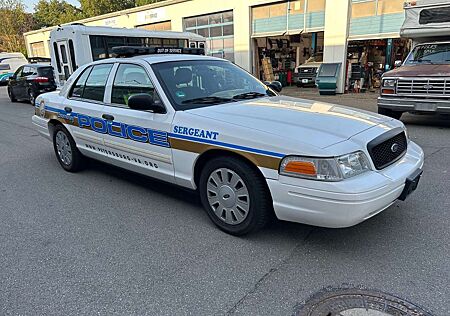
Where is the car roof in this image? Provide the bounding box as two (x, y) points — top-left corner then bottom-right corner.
(23, 63), (52, 68)
(90, 54), (227, 65)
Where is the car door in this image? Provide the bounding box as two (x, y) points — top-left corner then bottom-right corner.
(101, 62), (175, 183)
(9, 66), (23, 97)
(63, 63), (113, 153)
(22, 66), (36, 98)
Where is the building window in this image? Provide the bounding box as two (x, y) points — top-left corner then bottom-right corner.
(137, 20), (172, 31)
(30, 42), (45, 57)
(183, 10), (234, 62)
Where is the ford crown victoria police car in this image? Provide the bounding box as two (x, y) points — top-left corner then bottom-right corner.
(32, 47), (424, 235)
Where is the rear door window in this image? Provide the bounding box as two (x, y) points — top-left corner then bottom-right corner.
(82, 64), (113, 102)
(70, 66), (92, 98)
(22, 66), (34, 77)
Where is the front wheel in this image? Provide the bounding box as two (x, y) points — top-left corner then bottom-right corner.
(52, 125), (85, 172)
(199, 156), (272, 235)
(378, 107), (403, 120)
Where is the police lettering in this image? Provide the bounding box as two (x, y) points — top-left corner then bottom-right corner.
(173, 126), (219, 140)
(75, 114), (169, 147)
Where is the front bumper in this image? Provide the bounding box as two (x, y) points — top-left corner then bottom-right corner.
(378, 96), (450, 114)
(32, 115), (51, 140)
(293, 76), (316, 84)
(267, 141), (424, 228)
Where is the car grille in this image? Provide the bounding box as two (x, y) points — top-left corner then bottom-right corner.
(367, 130), (408, 170)
(297, 67), (317, 78)
(397, 78), (450, 97)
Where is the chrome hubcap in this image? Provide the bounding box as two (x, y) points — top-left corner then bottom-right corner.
(207, 168), (250, 225)
(55, 131), (72, 166)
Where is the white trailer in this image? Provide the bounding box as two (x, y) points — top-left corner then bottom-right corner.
(49, 24), (206, 86)
(401, 0), (450, 43)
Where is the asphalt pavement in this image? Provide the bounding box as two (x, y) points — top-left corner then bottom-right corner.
(0, 86), (449, 315)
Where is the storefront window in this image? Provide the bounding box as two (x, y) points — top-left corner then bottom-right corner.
(184, 17), (196, 28)
(209, 13), (222, 24)
(210, 26), (222, 38)
(183, 11), (234, 62)
(223, 25), (234, 36)
(223, 11), (233, 23)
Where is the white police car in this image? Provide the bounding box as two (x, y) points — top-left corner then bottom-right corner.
(32, 47), (424, 235)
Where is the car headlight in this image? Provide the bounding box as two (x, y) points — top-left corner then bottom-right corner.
(382, 79), (396, 87)
(280, 151), (371, 181)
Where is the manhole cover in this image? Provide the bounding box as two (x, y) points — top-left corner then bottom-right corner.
(294, 287), (434, 316)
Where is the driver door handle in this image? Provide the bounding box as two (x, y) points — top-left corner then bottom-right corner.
(102, 114), (114, 121)
(64, 106), (72, 113)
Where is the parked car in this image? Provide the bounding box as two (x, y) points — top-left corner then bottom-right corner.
(0, 52), (28, 85)
(293, 52), (323, 87)
(32, 47), (423, 236)
(7, 64), (56, 104)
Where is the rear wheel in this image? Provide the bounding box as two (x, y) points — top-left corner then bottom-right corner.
(52, 125), (85, 172)
(199, 156), (272, 235)
(28, 89), (36, 105)
(8, 87), (17, 102)
(378, 107), (403, 120)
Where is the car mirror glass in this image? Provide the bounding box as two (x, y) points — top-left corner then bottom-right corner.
(268, 81), (282, 92)
(128, 93), (166, 114)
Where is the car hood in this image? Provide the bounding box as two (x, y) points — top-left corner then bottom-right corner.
(384, 64), (450, 77)
(187, 96), (392, 149)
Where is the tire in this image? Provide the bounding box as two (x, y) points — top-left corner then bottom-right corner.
(52, 124), (85, 172)
(8, 87), (17, 102)
(199, 156), (272, 235)
(28, 89), (36, 105)
(378, 107), (403, 120)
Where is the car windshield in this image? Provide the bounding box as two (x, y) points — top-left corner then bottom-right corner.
(404, 43), (450, 65)
(151, 59), (273, 110)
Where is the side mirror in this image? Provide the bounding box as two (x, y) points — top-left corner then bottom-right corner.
(394, 60), (402, 67)
(128, 94), (166, 114)
(268, 81), (282, 92)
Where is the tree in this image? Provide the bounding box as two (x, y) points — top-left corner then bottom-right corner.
(78, 0), (135, 17)
(34, 0), (83, 28)
(135, 0), (165, 7)
(0, 0), (35, 54)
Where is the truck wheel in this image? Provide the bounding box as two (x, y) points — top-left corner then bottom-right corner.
(52, 124), (85, 172)
(378, 107), (403, 120)
(199, 156), (272, 235)
(8, 87), (17, 102)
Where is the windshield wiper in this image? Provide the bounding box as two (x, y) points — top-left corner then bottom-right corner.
(232, 92), (267, 100)
(181, 96), (235, 105)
